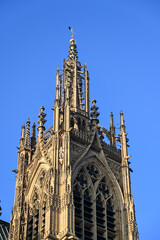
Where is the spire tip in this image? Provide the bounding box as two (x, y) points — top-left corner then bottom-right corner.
(26, 118), (30, 124)
(92, 99), (96, 104)
(40, 106), (45, 111)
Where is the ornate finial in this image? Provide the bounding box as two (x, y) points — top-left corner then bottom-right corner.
(25, 118), (30, 146)
(90, 99), (100, 125)
(37, 106), (47, 132)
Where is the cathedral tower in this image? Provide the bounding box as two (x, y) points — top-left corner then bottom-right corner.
(9, 36), (138, 240)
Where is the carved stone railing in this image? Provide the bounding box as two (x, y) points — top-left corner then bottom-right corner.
(70, 128), (90, 143)
(102, 141), (121, 162)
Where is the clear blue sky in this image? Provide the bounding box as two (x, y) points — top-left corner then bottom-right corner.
(0, 0), (160, 239)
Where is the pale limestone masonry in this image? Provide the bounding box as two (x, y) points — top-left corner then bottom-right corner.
(8, 37), (139, 240)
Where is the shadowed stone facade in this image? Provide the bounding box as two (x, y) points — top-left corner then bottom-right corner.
(9, 37), (138, 240)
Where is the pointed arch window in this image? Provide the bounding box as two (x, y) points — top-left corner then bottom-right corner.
(74, 164), (117, 240)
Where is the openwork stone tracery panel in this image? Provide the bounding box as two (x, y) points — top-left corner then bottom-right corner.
(73, 163), (116, 240)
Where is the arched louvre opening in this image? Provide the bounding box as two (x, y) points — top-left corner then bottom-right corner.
(84, 189), (93, 240)
(41, 204), (46, 237)
(107, 199), (116, 240)
(73, 165), (117, 240)
(33, 209), (39, 239)
(27, 215), (33, 240)
(96, 194), (106, 240)
(73, 184), (83, 239)
(27, 204), (39, 240)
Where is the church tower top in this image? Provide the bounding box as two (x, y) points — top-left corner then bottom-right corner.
(53, 36), (90, 132)
(9, 35), (139, 240)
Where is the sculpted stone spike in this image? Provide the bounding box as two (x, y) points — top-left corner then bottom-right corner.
(110, 112), (116, 147)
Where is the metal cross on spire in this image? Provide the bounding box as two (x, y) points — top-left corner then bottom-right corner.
(68, 26), (75, 39)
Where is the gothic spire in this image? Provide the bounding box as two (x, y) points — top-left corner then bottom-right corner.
(119, 111), (136, 237)
(84, 62), (90, 116)
(53, 37), (90, 132)
(120, 110), (127, 157)
(110, 112), (116, 147)
(90, 99), (100, 125)
(120, 111), (131, 200)
(55, 66), (60, 102)
(25, 118), (30, 146)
